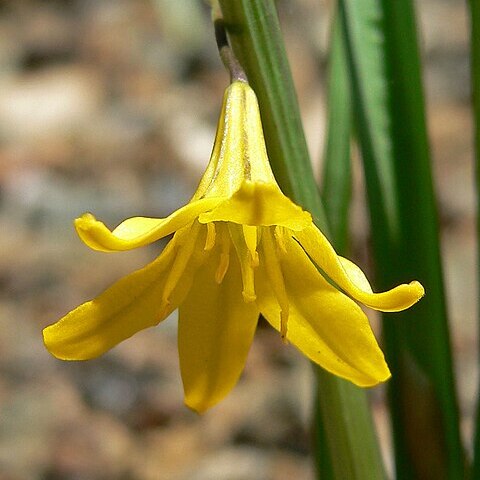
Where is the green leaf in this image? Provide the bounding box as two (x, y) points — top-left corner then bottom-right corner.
(314, 11), (354, 478)
(321, 9), (352, 253)
(218, 1), (385, 479)
(339, 0), (466, 476)
(469, 0), (480, 475)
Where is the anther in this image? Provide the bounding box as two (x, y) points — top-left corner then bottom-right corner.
(242, 289), (256, 303)
(204, 223), (216, 251)
(228, 223), (257, 303)
(214, 224), (231, 283)
(215, 252), (230, 284)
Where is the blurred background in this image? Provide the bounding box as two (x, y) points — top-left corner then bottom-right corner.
(0, 0), (474, 479)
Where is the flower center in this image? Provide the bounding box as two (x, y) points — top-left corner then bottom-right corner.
(203, 221), (291, 341)
(226, 223), (258, 302)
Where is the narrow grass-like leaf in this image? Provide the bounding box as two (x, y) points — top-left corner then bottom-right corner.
(321, 9), (352, 252)
(340, 0), (465, 476)
(314, 11), (353, 477)
(218, 1), (385, 479)
(470, 0), (480, 475)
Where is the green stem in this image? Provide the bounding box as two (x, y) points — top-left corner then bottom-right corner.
(218, 2), (385, 478)
(470, 0), (480, 474)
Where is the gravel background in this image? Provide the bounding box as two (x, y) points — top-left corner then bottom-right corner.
(0, 1), (474, 479)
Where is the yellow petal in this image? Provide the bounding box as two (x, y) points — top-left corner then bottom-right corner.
(75, 197), (222, 252)
(199, 181), (312, 230)
(179, 251), (259, 413)
(260, 227), (289, 339)
(194, 81), (278, 200)
(190, 85), (229, 201)
(339, 256), (373, 292)
(256, 236), (391, 386)
(43, 227), (204, 360)
(295, 225), (425, 312)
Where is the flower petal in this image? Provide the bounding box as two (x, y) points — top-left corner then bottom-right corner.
(339, 256), (373, 292)
(199, 181), (312, 230)
(256, 236), (390, 387)
(178, 250), (259, 413)
(190, 85), (229, 201)
(194, 82), (279, 200)
(75, 197), (222, 252)
(294, 225), (425, 312)
(43, 226), (203, 360)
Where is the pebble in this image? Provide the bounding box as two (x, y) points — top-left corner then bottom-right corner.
(0, 0), (474, 479)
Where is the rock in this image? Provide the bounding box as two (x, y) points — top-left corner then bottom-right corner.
(0, 66), (103, 141)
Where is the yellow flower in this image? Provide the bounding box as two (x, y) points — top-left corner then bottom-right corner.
(43, 81), (424, 413)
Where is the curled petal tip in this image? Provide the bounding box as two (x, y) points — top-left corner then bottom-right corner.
(404, 280), (425, 308)
(410, 280), (425, 299)
(380, 280), (425, 312)
(77, 212), (93, 220)
(74, 212), (94, 232)
(73, 213), (116, 252)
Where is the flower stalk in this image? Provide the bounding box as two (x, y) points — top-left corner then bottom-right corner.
(214, 16), (247, 83)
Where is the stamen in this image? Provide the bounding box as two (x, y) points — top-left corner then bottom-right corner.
(215, 225), (231, 284)
(241, 262), (256, 302)
(262, 227), (290, 342)
(274, 226), (288, 255)
(204, 222), (216, 251)
(161, 223), (201, 310)
(215, 253), (230, 284)
(228, 223), (257, 302)
(243, 224), (259, 267)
